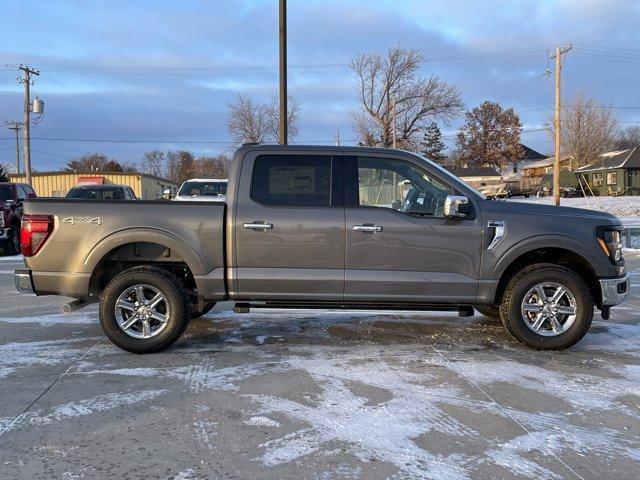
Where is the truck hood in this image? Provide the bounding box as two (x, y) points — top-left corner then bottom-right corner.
(481, 199), (621, 225)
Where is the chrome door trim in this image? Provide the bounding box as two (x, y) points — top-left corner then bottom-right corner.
(353, 225), (383, 232)
(243, 223), (273, 230)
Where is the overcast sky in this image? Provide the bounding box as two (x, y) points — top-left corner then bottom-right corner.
(1, 0), (639, 170)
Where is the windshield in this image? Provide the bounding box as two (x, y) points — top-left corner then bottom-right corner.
(179, 181), (227, 197)
(66, 187), (124, 200)
(0, 185), (11, 202)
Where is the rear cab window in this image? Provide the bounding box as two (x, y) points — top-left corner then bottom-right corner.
(251, 155), (333, 206)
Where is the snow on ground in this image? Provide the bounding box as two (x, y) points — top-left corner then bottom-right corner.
(0, 255), (23, 262)
(509, 195), (640, 221)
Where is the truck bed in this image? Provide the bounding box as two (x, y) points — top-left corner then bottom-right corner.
(22, 199), (226, 299)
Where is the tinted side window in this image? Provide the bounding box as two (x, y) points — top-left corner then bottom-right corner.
(16, 186), (27, 200)
(251, 155), (331, 206)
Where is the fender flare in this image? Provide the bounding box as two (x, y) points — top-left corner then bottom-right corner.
(83, 227), (206, 275)
(493, 233), (602, 279)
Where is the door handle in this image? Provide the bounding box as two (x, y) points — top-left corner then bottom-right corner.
(243, 222), (273, 230)
(353, 224), (383, 232)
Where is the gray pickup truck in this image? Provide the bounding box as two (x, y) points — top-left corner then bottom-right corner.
(15, 145), (629, 353)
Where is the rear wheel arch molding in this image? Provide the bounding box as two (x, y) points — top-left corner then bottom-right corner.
(84, 228), (205, 273)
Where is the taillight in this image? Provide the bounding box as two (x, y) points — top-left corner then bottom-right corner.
(20, 215), (54, 257)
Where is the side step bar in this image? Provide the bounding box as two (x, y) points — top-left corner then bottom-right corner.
(234, 302), (475, 317)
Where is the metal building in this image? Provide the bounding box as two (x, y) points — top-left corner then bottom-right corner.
(8, 171), (178, 200)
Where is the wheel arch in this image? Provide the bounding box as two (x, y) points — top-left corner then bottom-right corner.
(493, 246), (601, 307)
(86, 228), (205, 297)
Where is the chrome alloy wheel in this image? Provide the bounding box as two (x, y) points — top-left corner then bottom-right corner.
(521, 282), (577, 337)
(114, 284), (170, 339)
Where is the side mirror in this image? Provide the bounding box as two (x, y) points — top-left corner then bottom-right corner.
(391, 200), (402, 210)
(444, 195), (470, 218)
(162, 189), (172, 200)
(27, 192), (37, 199)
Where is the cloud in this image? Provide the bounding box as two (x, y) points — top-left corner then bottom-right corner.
(0, 0), (638, 168)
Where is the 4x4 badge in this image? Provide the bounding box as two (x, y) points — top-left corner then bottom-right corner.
(61, 216), (103, 226)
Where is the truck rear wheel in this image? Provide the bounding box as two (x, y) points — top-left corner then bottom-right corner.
(499, 263), (593, 350)
(99, 266), (190, 353)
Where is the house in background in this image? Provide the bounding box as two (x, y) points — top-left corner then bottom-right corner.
(448, 166), (502, 189)
(519, 155), (574, 191)
(503, 144), (547, 179)
(575, 147), (640, 196)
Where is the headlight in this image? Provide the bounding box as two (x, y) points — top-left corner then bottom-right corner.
(597, 227), (623, 263)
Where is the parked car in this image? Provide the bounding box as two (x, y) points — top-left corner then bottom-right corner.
(0, 182), (36, 255)
(14, 145), (629, 353)
(174, 178), (227, 202)
(66, 185), (137, 200)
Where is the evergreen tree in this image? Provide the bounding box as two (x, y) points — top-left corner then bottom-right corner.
(0, 165), (9, 183)
(420, 122), (446, 163)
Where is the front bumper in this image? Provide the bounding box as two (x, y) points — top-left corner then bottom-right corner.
(599, 274), (630, 306)
(14, 269), (34, 294)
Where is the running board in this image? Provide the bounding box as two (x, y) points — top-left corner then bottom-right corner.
(233, 302), (475, 317)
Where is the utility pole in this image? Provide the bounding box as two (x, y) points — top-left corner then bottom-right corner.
(549, 45), (572, 206)
(6, 122), (22, 174)
(391, 97), (397, 149)
(279, 0), (287, 145)
(19, 66), (39, 186)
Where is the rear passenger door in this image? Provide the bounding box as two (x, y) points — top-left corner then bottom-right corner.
(233, 153), (345, 301)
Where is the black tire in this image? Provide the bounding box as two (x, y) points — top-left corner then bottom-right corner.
(499, 263), (593, 350)
(475, 305), (500, 319)
(99, 266), (190, 353)
(191, 301), (216, 319)
(5, 223), (20, 255)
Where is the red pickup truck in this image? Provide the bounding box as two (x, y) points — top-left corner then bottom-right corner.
(0, 182), (37, 255)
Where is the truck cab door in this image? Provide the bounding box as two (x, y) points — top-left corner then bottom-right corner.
(344, 155), (483, 303)
(232, 152), (345, 301)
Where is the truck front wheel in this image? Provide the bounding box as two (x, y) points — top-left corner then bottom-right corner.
(499, 264), (593, 350)
(99, 266), (190, 353)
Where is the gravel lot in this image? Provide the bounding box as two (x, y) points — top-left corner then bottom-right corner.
(0, 255), (639, 480)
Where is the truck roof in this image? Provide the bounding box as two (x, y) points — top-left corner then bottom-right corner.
(234, 144), (403, 156)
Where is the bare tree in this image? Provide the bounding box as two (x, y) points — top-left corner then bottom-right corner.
(611, 126), (640, 150)
(140, 150), (165, 177)
(350, 43), (463, 150)
(66, 153), (135, 172)
(264, 95), (300, 143)
(194, 154), (229, 178)
(166, 150), (196, 185)
(455, 101), (523, 170)
(555, 93), (618, 167)
(227, 94), (300, 144)
(227, 94), (269, 144)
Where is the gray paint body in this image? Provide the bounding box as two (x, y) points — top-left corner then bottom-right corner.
(22, 145), (623, 306)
